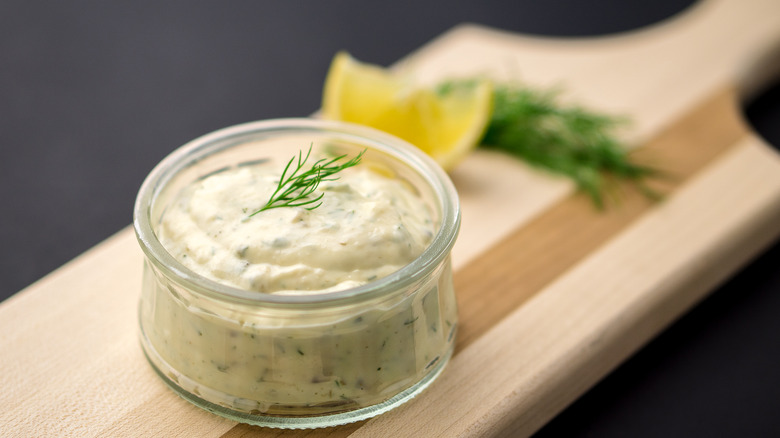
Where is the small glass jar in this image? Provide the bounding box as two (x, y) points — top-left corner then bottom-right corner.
(133, 119), (460, 428)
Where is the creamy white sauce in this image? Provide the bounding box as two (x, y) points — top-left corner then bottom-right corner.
(142, 154), (457, 416)
(159, 164), (435, 294)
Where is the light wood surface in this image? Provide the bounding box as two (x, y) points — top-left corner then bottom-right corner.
(3, 0), (780, 436)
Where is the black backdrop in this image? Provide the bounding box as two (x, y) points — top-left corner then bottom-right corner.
(2, 1), (779, 436)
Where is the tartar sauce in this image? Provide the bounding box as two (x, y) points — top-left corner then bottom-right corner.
(158, 163), (435, 294)
(143, 154), (457, 417)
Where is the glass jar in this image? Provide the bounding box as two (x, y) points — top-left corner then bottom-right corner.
(133, 119), (460, 428)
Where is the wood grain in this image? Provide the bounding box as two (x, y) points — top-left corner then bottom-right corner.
(452, 86), (747, 353)
(350, 129), (780, 438)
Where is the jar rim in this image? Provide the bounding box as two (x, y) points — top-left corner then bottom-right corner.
(133, 118), (461, 307)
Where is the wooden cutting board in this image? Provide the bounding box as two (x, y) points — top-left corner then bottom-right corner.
(3, 0), (780, 436)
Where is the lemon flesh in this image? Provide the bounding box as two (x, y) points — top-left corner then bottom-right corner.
(322, 52), (492, 171)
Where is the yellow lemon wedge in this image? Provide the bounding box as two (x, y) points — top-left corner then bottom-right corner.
(322, 51), (493, 171)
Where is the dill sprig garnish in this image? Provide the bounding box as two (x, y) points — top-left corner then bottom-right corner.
(438, 80), (658, 208)
(248, 145), (364, 216)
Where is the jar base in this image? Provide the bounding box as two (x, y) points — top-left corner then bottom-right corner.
(140, 334), (453, 429)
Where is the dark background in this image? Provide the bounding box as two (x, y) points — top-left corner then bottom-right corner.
(2, 1), (779, 436)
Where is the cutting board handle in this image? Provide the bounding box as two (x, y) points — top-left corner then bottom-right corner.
(677, 0), (780, 99)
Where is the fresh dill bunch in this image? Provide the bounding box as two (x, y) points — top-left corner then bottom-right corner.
(248, 145), (365, 216)
(438, 80), (657, 208)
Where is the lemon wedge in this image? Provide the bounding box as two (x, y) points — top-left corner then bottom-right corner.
(322, 51), (492, 170)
